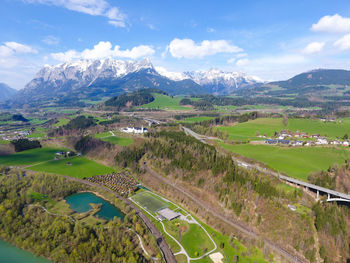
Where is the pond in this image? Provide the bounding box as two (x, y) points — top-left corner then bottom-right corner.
(0, 239), (50, 263)
(65, 192), (124, 220)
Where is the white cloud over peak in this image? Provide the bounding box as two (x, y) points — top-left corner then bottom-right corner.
(236, 58), (249, 66)
(25, 0), (126, 28)
(51, 41), (155, 61)
(302, 41), (325, 54)
(334, 34), (350, 51)
(168, 38), (243, 59)
(311, 14), (350, 33)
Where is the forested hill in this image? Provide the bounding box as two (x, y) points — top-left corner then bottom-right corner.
(105, 88), (167, 109)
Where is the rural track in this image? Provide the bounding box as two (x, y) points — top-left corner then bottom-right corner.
(144, 164), (306, 263)
(59, 175), (176, 263)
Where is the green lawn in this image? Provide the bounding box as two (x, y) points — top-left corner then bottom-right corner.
(180, 224), (214, 258)
(138, 94), (191, 111)
(0, 140), (9, 144)
(94, 132), (133, 146)
(220, 143), (350, 180)
(0, 147), (67, 166)
(28, 156), (115, 178)
(217, 117), (350, 141)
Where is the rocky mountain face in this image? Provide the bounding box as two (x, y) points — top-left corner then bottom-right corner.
(9, 58), (262, 107)
(0, 83), (17, 102)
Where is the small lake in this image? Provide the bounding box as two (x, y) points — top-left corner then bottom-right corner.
(0, 239), (50, 263)
(65, 192), (124, 220)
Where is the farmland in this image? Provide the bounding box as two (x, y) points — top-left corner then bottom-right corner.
(217, 117), (350, 141)
(138, 94), (191, 111)
(220, 142), (350, 180)
(28, 156), (115, 178)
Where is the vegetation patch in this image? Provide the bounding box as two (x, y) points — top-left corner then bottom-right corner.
(138, 94), (191, 111)
(28, 156), (115, 178)
(220, 142), (350, 180)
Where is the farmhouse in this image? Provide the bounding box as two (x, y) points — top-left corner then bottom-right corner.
(158, 208), (181, 221)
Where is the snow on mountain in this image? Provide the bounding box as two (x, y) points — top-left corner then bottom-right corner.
(25, 58), (155, 91)
(155, 67), (263, 94)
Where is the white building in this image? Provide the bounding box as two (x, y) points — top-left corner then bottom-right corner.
(121, 126), (148, 134)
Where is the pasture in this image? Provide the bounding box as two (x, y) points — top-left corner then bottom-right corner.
(94, 132), (133, 146)
(28, 156), (115, 178)
(181, 116), (215, 123)
(217, 117), (350, 141)
(220, 142), (350, 180)
(138, 94), (191, 111)
(0, 147), (66, 166)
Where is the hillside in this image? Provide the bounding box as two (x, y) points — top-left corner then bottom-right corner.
(0, 83), (17, 102)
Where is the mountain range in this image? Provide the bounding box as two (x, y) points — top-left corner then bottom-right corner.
(7, 58), (261, 107)
(0, 83), (17, 102)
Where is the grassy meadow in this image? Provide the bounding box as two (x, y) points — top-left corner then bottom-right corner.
(138, 94), (191, 111)
(28, 156), (115, 178)
(94, 132), (133, 146)
(217, 117), (350, 141)
(220, 142), (350, 180)
(0, 147), (66, 166)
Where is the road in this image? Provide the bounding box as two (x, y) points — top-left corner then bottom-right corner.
(60, 175), (176, 263)
(144, 164), (306, 263)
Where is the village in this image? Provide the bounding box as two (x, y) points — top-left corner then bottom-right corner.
(263, 130), (350, 147)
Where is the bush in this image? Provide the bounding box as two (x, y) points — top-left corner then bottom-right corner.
(11, 138), (41, 152)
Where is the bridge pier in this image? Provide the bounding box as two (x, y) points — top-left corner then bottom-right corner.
(327, 193), (330, 200)
(316, 190), (319, 201)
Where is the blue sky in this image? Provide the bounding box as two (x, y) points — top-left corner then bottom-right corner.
(1, 0), (350, 89)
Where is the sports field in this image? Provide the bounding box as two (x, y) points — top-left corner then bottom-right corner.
(0, 147), (67, 166)
(220, 142), (350, 180)
(217, 117), (350, 141)
(139, 94), (191, 111)
(131, 191), (169, 213)
(28, 156), (115, 178)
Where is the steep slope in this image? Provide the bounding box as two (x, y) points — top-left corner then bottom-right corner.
(0, 83), (17, 101)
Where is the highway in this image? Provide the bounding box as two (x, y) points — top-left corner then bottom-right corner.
(182, 126), (350, 202)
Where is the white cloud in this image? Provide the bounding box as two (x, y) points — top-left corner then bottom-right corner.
(42, 35), (60, 45)
(311, 14), (350, 33)
(0, 42), (37, 57)
(236, 58), (249, 66)
(236, 53), (247, 58)
(168, 38), (243, 59)
(51, 41), (155, 62)
(207, 27), (215, 33)
(302, 41), (325, 54)
(25, 0), (126, 28)
(334, 34), (350, 51)
(227, 58), (235, 64)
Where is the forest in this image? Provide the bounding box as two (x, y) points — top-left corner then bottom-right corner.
(0, 172), (158, 263)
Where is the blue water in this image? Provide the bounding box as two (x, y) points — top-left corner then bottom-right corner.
(0, 239), (50, 263)
(65, 192), (124, 220)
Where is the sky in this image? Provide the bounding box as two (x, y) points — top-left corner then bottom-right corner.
(1, 0), (350, 90)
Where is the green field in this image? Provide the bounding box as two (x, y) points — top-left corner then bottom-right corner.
(0, 147), (67, 166)
(28, 156), (115, 178)
(181, 116), (215, 123)
(0, 140), (9, 144)
(220, 143), (350, 180)
(131, 191), (169, 213)
(94, 132), (133, 146)
(53, 118), (70, 127)
(217, 117), (350, 141)
(139, 94), (191, 111)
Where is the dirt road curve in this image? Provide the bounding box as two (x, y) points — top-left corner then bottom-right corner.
(144, 165), (307, 263)
(61, 175), (176, 263)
